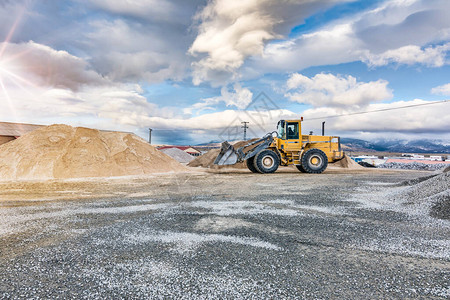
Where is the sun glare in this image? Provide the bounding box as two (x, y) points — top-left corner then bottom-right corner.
(0, 7), (29, 122)
(0, 59), (9, 79)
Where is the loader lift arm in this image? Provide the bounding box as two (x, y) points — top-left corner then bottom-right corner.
(213, 132), (275, 166)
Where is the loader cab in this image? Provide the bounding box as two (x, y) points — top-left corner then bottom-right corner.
(277, 120), (301, 140)
(276, 119), (302, 152)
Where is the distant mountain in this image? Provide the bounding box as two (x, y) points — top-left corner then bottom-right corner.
(341, 138), (450, 153)
(340, 138), (386, 152)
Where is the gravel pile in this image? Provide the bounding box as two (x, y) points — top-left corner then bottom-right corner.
(378, 161), (448, 171)
(159, 148), (195, 163)
(391, 167), (450, 220)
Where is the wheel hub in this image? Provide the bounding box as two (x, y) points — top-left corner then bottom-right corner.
(262, 155), (275, 168)
(310, 155), (322, 166)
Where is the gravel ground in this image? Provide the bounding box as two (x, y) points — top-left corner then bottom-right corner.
(0, 168), (449, 299)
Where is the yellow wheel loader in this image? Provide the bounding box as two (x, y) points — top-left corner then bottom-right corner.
(214, 119), (344, 174)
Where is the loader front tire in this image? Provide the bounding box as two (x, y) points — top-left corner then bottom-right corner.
(296, 165), (307, 173)
(301, 149), (328, 174)
(253, 150), (279, 174)
(246, 157), (259, 173)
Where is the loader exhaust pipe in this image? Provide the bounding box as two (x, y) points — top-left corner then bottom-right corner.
(322, 121), (325, 136)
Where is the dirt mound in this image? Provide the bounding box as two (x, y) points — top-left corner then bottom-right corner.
(0, 124), (186, 180)
(188, 139), (259, 169)
(329, 154), (364, 169)
(188, 148), (220, 168)
(159, 148), (195, 164)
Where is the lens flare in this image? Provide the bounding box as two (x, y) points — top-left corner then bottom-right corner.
(0, 6), (34, 122)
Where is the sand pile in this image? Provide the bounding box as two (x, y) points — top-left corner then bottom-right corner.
(188, 148), (222, 168)
(329, 154), (364, 169)
(0, 124), (186, 181)
(188, 139), (259, 169)
(159, 148), (195, 164)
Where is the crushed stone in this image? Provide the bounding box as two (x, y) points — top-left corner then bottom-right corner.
(378, 161), (449, 171)
(159, 148), (195, 163)
(350, 167), (450, 221)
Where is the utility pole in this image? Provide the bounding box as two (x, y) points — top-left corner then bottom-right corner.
(241, 121), (249, 141)
(148, 128), (153, 144)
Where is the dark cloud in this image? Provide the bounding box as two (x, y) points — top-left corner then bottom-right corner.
(357, 9), (450, 52)
(76, 0), (205, 83)
(0, 0), (206, 84)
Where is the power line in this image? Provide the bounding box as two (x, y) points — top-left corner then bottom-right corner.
(303, 99), (450, 122)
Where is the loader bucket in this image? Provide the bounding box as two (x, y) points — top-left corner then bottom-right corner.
(214, 141), (239, 165)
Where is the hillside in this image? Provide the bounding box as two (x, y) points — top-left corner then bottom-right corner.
(340, 138), (449, 154)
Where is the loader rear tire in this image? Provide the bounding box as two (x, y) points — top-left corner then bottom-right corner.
(253, 150), (279, 174)
(301, 149), (328, 174)
(246, 157), (259, 173)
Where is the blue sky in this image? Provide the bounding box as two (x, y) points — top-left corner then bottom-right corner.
(0, 0), (449, 145)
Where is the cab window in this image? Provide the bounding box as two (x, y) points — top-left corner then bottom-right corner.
(277, 120), (286, 139)
(287, 122), (299, 139)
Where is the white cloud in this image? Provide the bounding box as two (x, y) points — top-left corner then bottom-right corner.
(363, 43), (450, 67)
(431, 83), (450, 96)
(0, 41), (175, 133)
(285, 73), (392, 108)
(0, 41), (106, 90)
(248, 0), (450, 75)
(251, 23), (363, 74)
(220, 83), (253, 109)
(188, 83), (253, 113)
(145, 109), (295, 131)
(0, 82), (167, 130)
(189, 0), (352, 85)
(0, 41), (279, 141)
(189, 0), (278, 85)
(302, 99), (450, 134)
(144, 98), (450, 142)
